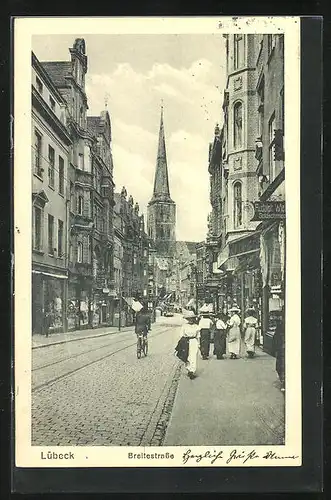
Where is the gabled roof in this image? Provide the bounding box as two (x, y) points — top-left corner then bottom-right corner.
(41, 61), (72, 87)
(87, 116), (101, 136)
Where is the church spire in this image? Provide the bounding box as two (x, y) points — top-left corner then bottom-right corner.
(152, 103), (171, 200)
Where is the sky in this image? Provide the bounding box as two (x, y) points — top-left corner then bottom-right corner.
(32, 34), (227, 242)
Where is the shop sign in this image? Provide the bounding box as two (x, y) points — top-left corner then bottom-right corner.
(251, 201), (285, 221)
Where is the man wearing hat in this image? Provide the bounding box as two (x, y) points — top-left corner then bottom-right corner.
(176, 310), (200, 379)
(227, 305), (241, 359)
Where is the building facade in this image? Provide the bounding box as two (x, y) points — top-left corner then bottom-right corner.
(205, 34), (285, 346)
(112, 188), (149, 326)
(32, 38), (116, 333)
(254, 34), (285, 352)
(32, 52), (72, 335)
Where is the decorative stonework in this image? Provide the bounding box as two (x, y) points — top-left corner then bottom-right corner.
(234, 76), (242, 91)
(233, 156), (242, 170)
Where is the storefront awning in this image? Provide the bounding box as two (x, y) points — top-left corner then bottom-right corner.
(32, 270), (68, 279)
(186, 298), (196, 308)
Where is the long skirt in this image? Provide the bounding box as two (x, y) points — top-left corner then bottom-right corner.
(276, 348), (285, 385)
(200, 329), (211, 358)
(244, 327), (256, 354)
(186, 338), (199, 374)
(213, 329), (227, 358)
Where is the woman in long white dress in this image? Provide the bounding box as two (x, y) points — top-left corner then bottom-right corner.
(244, 308), (258, 358)
(227, 306), (241, 359)
(178, 311), (200, 379)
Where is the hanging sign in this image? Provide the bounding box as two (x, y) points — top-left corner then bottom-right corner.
(251, 201), (285, 221)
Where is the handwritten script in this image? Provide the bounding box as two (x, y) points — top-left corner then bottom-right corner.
(182, 448), (299, 465)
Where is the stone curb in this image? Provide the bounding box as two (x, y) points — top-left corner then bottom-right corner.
(32, 327), (133, 350)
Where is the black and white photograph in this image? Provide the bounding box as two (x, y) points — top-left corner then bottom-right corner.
(14, 17), (301, 468)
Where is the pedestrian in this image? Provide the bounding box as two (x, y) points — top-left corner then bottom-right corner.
(44, 307), (53, 338)
(175, 310), (200, 379)
(198, 312), (213, 360)
(213, 312), (227, 359)
(227, 306), (241, 359)
(243, 308), (258, 358)
(274, 308), (285, 392)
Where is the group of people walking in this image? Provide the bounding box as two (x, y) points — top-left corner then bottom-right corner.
(175, 305), (259, 379)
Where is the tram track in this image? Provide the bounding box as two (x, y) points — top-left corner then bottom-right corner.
(33, 332), (136, 371)
(32, 326), (174, 393)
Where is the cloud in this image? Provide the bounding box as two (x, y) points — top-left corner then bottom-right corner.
(85, 58), (222, 241)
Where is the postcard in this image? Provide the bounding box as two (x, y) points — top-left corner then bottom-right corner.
(14, 16), (301, 468)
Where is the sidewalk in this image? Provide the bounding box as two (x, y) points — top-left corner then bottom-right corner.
(32, 324), (133, 349)
(164, 347), (285, 446)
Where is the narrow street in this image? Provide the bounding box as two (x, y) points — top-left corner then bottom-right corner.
(32, 313), (284, 447)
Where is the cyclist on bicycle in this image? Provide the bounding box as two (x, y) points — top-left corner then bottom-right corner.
(135, 303), (151, 337)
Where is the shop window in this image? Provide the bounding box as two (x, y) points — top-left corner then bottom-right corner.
(280, 87), (284, 134)
(48, 214), (54, 255)
(234, 34), (244, 70)
(58, 219), (64, 257)
(233, 102), (243, 149)
(59, 156), (64, 195)
(33, 205), (43, 251)
(48, 145), (55, 188)
(36, 77), (43, 94)
(34, 130), (43, 177)
(49, 95), (56, 112)
(77, 242), (83, 263)
(233, 182), (242, 228)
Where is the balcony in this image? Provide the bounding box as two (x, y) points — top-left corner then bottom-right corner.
(75, 169), (93, 188)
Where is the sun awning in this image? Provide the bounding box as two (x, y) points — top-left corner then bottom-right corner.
(186, 298), (196, 308)
(32, 270), (68, 279)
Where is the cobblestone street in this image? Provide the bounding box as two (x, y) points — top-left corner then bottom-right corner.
(32, 314), (284, 447)
(32, 316), (184, 446)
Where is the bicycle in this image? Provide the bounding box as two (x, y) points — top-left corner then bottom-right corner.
(136, 330), (148, 359)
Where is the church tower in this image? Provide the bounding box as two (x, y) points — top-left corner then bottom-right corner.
(147, 105), (176, 255)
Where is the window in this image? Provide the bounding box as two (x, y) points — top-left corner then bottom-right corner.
(95, 167), (102, 192)
(33, 206), (43, 251)
(233, 102), (243, 148)
(78, 195), (84, 215)
(234, 34), (244, 70)
(49, 96), (56, 112)
(79, 107), (84, 127)
(88, 237), (92, 263)
(59, 156), (64, 195)
(144, 249), (147, 258)
(36, 77), (43, 94)
(70, 182), (75, 212)
(143, 269), (147, 277)
(48, 145), (55, 188)
(268, 113), (276, 180)
(233, 182), (242, 228)
(48, 214), (54, 255)
(58, 220), (64, 257)
(69, 243), (73, 262)
(267, 35), (276, 57)
(133, 253), (137, 265)
(257, 77), (265, 137)
(78, 153), (84, 171)
(34, 130), (43, 177)
(77, 242), (83, 263)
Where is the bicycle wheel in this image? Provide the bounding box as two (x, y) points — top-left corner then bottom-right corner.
(143, 338), (148, 356)
(137, 337), (142, 359)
